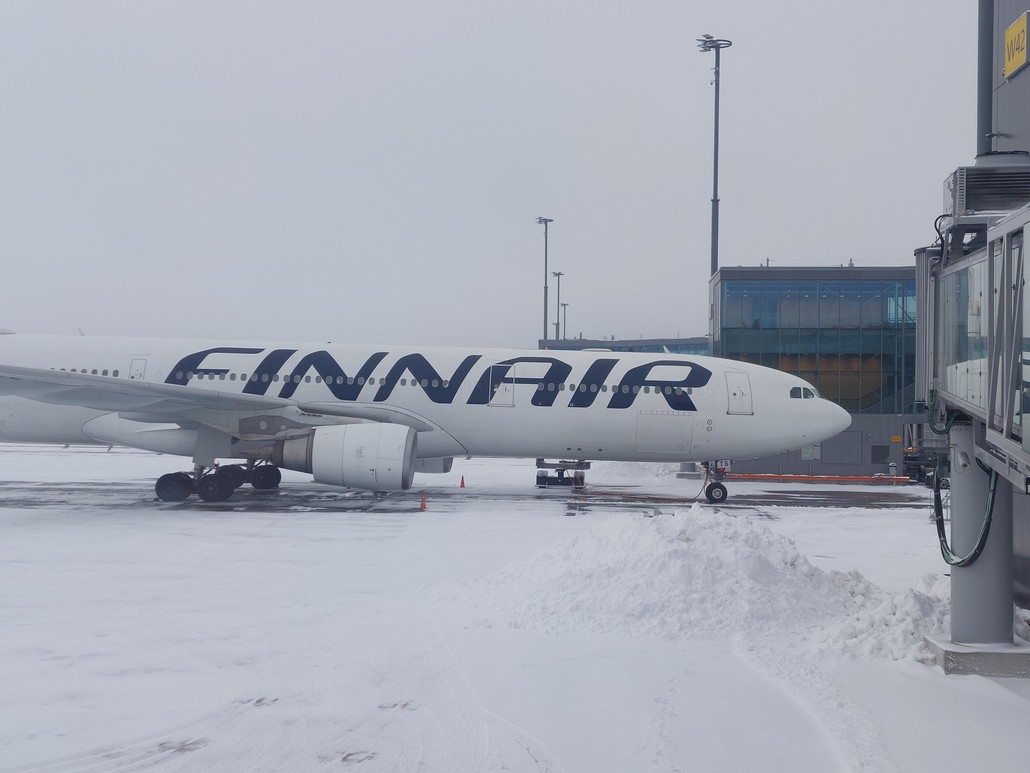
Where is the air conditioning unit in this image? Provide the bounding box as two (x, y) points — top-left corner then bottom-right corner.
(944, 165), (1030, 217)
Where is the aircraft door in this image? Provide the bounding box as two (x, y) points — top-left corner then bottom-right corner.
(488, 364), (515, 406)
(129, 358), (147, 381)
(725, 371), (753, 415)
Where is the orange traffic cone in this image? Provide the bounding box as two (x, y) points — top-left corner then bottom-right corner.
(460, 476), (465, 488)
(419, 495), (427, 511)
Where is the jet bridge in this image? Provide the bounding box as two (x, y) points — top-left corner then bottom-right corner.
(917, 172), (1030, 675)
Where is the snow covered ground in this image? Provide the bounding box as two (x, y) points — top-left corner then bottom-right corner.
(1, 445), (1029, 773)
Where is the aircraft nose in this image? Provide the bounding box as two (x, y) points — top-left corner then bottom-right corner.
(826, 401), (851, 435)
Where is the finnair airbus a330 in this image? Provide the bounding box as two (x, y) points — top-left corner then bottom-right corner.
(0, 332), (850, 503)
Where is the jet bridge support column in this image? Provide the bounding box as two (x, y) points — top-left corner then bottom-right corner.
(949, 424), (1013, 644)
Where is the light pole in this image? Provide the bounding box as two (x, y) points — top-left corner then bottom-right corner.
(697, 34), (732, 278)
(536, 217), (553, 341)
(560, 302), (568, 340)
(552, 271), (564, 340)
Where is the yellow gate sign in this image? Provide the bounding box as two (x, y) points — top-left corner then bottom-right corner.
(890, 435), (903, 443)
(1005, 12), (1029, 78)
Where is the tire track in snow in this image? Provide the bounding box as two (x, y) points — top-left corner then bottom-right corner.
(733, 635), (901, 773)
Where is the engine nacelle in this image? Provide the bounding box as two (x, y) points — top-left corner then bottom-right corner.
(274, 423), (417, 491)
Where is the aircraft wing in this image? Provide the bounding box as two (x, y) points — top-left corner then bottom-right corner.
(0, 363), (436, 431)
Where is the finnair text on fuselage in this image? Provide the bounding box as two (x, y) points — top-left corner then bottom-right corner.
(164, 347), (714, 411)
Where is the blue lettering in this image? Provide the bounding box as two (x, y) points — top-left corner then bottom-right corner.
(278, 351), (387, 400)
(373, 353), (481, 403)
(467, 357), (573, 406)
(607, 360), (712, 411)
(165, 347), (265, 385)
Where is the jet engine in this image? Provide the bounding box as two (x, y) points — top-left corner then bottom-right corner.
(272, 422), (417, 491)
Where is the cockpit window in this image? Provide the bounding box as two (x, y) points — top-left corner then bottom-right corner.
(790, 387), (802, 398)
(803, 387), (816, 399)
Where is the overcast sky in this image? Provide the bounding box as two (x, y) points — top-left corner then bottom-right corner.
(0, 1), (977, 348)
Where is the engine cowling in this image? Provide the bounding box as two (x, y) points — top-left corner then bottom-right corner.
(273, 423), (417, 491)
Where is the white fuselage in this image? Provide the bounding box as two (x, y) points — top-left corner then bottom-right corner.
(0, 334), (851, 463)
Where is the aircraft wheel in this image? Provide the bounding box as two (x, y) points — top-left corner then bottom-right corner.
(250, 464), (282, 490)
(197, 471), (235, 502)
(219, 464), (247, 489)
(705, 482), (728, 504)
(155, 472), (193, 502)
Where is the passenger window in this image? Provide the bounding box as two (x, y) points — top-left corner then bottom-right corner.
(401, 379), (407, 386)
(230, 373), (237, 381)
(304, 376), (312, 383)
(102, 370), (108, 376)
(112, 370), (119, 377)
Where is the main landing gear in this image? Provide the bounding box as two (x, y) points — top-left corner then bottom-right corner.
(699, 461), (730, 504)
(154, 461), (282, 503)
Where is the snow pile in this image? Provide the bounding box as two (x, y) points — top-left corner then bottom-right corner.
(448, 507), (872, 641)
(444, 507), (955, 660)
(812, 574), (950, 662)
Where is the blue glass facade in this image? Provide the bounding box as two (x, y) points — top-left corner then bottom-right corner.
(713, 267), (917, 414)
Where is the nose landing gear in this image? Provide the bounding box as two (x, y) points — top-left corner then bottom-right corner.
(700, 461), (731, 504)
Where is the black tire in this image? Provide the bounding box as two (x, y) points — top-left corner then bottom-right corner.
(250, 465), (282, 490)
(155, 472), (193, 502)
(705, 482), (728, 504)
(197, 471), (235, 502)
(219, 465), (247, 489)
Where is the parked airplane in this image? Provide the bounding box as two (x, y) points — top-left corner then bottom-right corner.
(0, 332), (850, 503)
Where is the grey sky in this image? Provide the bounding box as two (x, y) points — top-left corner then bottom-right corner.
(0, 1), (976, 347)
